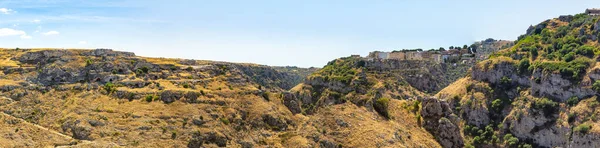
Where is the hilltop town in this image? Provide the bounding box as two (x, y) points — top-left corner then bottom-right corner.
(363, 39), (513, 64)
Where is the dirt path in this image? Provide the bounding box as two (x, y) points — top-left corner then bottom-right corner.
(0, 96), (103, 147)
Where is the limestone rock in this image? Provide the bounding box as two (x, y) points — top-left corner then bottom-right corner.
(420, 98), (464, 148)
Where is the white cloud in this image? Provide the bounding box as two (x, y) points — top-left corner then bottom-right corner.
(32, 19), (41, 23)
(0, 8), (15, 14)
(42, 31), (60, 36)
(0, 28), (31, 39)
(78, 41), (87, 44)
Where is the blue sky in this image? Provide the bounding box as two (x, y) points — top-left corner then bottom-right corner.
(0, 0), (599, 67)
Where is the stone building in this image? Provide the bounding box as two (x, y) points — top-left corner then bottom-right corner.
(388, 52), (406, 60)
(367, 51), (389, 59)
(431, 53), (443, 63)
(405, 52), (422, 60)
(586, 8), (600, 15)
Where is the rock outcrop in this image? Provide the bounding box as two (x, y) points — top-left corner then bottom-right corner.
(420, 97), (464, 148)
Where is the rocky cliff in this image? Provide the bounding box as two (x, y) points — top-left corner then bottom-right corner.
(0, 48), (324, 147)
(436, 13), (600, 148)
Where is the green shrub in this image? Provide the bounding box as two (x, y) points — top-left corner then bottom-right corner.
(531, 57), (592, 81)
(104, 82), (116, 94)
(574, 123), (592, 134)
(491, 99), (504, 112)
(473, 136), (483, 145)
(517, 59), (531, 74)
(567, 96), (579, 106)
(500, 76), (512, 87)
(520, 144), (533, 148)
(171, 131), (177, 139)
(568, 113), (577, 123)
(564, 52), (575, 62)
(374, 98), (391, 119)
(85, 58), (93, 66)
(530, 48), (538, 59)
(220, 118), (230, 125)
(593, 80), (600, 93)
(532, 98), (558, 116)
(140, 66), (150, 73)
(576, 45), (597, 58)
(503, 134), (519, 147)
(182, 83), (190, 88)
(145, 95), (154, 102)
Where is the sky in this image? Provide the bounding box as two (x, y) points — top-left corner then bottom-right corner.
(1, 0), (600, 67)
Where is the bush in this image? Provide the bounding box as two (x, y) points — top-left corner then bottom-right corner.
(220, 118), (230, 125)
(374, 98), (391, 119)
(531, 57), (592, 81)
(520, 144), (533, 148)
(576, 45), (596, 58)
(564, 52), (575, 62)
(574, 123), (592, 134)
(140, 66), (150, 73)
(104, 82), (116, 94)
(517, 59), (530, 74)
(568, 113), (577, 123)
(491, 99), (504, 112)
(567, 96), (579, 106)
(593, 80), (600, 93)
(530, 48), (538, 59)
(85, 58), (93, 66)
(503, 134), (519, 147)
(145, 95), (154, 102)
(500, 76), (512, 87)
(532, 98), (558, 116)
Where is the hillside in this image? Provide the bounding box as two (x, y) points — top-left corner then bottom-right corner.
(436, 13), (600, 147)
(0, 48), (326, 147)
(0, 44), (503, 147)
(3, 11), (600, 148)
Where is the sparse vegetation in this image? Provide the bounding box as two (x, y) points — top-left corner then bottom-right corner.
(85, 58), (93, 66)
(374, 97), (391, 119)
(574, 123), (592, 134)
(532, 98), (558, 116)
(567, 96), (579, 106)
(104, 82), (116, 94)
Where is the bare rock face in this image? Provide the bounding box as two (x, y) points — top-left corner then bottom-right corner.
(282, 92), (302, 114)
(364, 59), (469, 93)
(61, 120), (93, 140)
(471, 60), (528, 87)
(472, 60), (595, 102)
(187, 131), (229, 148)
(460, 95), (490, 127)
(262, 114), (289, 131)
(420, 98), (464, 148)
(503, 109), (569, 147)
(531, 69), (595, 102)
(81, 49), (135, 57)
(558, 15), (574, 22)
(571, 132), (600, 147)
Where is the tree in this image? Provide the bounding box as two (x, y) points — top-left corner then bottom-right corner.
(463, 45), (468, 49)
(470, 44), (478, 53)
(449, 46), (454, 49)
(530, 48), (538, 59)
(439, 47), (446, 51)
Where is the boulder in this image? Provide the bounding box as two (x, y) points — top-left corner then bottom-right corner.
(420, 98), (464, 148)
